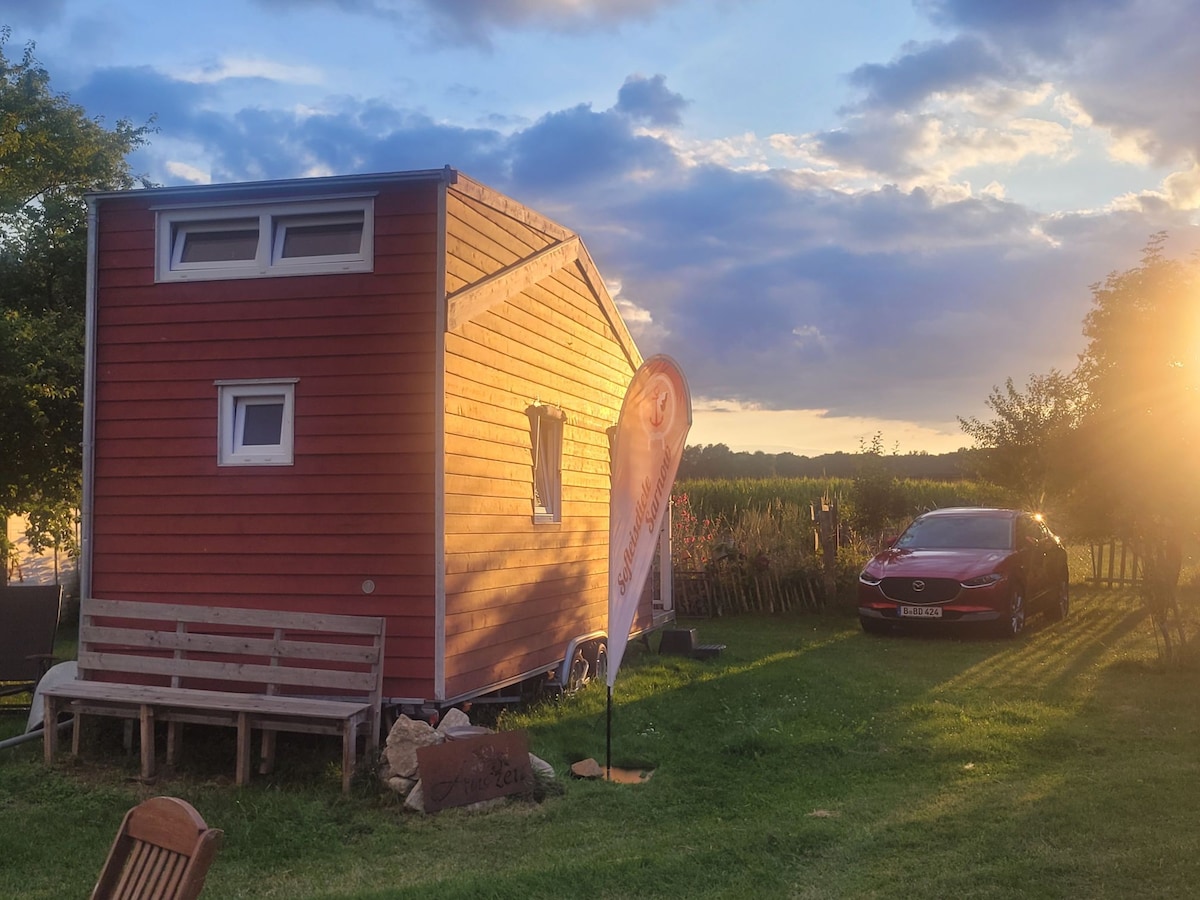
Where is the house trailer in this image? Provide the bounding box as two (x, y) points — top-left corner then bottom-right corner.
(83, 167), (674, 711)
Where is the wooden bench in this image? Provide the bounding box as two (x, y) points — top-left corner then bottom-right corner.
(43, 597), (385, 793)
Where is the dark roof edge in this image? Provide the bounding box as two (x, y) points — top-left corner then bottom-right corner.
(86, 165), (459, 203)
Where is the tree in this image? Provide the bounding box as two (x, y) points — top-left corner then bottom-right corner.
(678, 443), (738, 479)
(847, 432), (905, 542)
(0, 29), (151, 560)
(957, 370), (1084, 512)
(1072, 233), (1200, 660)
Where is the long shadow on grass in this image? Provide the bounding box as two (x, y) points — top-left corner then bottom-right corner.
(486, 596), (1160, 898)
(528, 592), (1143, 777)
(921, 588), (1149, 696)
(806, 593), (1197, 898)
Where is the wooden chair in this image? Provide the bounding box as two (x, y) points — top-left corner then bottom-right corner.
(92, 797), (223, 900)
(0, 584), (62, 704)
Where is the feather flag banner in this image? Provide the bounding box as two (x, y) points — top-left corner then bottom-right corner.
(606, 355), (692, 688)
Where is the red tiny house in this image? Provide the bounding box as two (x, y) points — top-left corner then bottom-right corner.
(83, 168), (671, 709)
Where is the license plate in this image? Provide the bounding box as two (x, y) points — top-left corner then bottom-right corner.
(899, 605), (942, 618)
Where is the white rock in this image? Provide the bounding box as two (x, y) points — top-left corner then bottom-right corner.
(385, 775), (417, 797)
(529, 754), (555, 779)
(435, 707), (472, 733)
(382, 714), (443, 780)
(405, 780), (425, 812)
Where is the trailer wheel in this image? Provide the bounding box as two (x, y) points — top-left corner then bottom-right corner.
(567, 647), (590, 693)
(589, 641), (608, 685)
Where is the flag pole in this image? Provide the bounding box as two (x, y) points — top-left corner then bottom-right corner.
(606, 684), (613, 780)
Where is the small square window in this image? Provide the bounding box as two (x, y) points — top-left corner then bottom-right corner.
(217, 380), (298, 466)
(238, 397), (285, 446)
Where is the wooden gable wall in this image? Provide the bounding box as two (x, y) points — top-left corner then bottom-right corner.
(88, 179), (441, 701)
(440, 178), (641, 701)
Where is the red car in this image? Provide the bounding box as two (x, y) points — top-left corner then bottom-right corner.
(857, 507), (1070, 637)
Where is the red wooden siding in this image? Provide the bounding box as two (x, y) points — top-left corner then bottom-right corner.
(89, 180), (441, 701)
(440, 180), (642, 700)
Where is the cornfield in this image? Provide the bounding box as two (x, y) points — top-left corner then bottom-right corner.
(671, 477), (1008, 616)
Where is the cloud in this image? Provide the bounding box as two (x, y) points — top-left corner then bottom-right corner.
(915, 0), (1200, 167)
(73, 65), (213, 130)
(1065, 4), (1200, 167)
(66, 55), (1200, 438)
(252, 0), (685, 45)
(916, 0), (1131, 57)
(0, 0), (68, 28)
(420, 0), (684, 36)
(164, 161), (211, 184)
(171, 57), (325, 86)
(569, 157), (1194, 424)
(800, 108), (1073, 191)
(847, 36), (1017, 112)
(1162, 164), (1200, 210)
(615, 74), (688, 128)
(72, 65), (508, 183)
(830, 33), (1079, 192)
(508, 102), (682, 194)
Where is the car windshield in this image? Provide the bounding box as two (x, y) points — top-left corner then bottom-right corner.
(894, 515), (1013, 551)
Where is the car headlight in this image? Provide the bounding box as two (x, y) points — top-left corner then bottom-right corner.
(859, 573), (882, 586)
(961, 573), (1004, 588)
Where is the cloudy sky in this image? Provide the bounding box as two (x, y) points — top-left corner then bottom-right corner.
(4, 0), (1199, 455)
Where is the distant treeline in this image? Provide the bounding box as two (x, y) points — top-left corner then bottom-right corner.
(678, 443), (972, 481)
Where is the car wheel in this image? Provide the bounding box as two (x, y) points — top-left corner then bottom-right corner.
(860, 615), (888, 635)
(998, 585), (1025, 638)
(1050, 576), (1069, 621)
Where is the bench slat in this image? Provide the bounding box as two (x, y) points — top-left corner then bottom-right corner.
(85, 597), (385, 636)
(43, 682), (370, 718)
(77, 650), (379, 694)
(81, 624), (383, 667)
(60, 705), (362, 739)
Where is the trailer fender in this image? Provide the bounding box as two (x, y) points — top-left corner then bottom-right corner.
(556, 631), (608, 693)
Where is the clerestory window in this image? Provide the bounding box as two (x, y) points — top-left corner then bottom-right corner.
(157, 198), (373, 282)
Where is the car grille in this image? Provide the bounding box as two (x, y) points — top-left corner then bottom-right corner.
(880, 577), (961, 604)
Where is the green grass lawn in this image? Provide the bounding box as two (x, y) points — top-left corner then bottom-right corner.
(3, 585), (1199, 898)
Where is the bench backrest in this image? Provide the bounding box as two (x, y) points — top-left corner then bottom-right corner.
(78, 597), (385, 707)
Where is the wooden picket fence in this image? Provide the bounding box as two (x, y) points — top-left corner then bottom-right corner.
(1090, 540), (1142, 588)
(673, 568), (828, 616)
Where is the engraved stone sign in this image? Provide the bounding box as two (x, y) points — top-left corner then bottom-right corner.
(416, 730), (532, 812)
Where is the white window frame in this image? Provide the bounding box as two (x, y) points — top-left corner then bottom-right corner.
(271, 211), (370, 271)
(529, 405), (564, 524)
(216, 379), (298, 467)
(156, 197), (374, 282)
(169, 217), (263, 275)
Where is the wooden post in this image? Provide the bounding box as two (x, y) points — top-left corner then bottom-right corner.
(817, 496), (838, 608)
